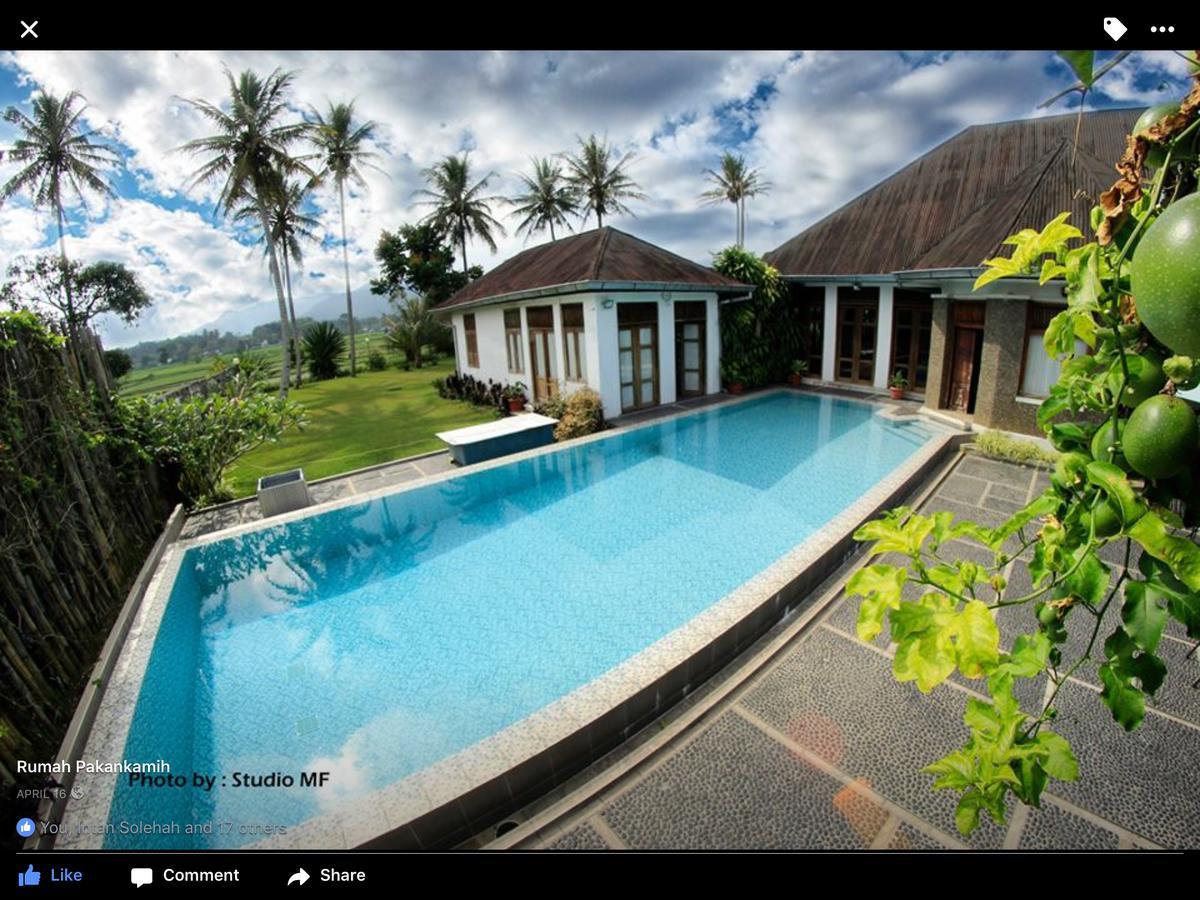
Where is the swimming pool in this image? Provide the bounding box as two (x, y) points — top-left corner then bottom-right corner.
(102, 391), (944, 848)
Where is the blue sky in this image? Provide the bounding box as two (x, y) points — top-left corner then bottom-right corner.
(0, 49), (1193, 347)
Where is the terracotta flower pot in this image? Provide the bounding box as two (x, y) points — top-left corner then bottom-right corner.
(788, 373), (803, 386)
(728, 382), (745, 395)
(507, 398), (525, 412)
(889, 387), (905, 400)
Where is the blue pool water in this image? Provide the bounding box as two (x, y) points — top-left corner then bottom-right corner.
(108, 392), (940, 847)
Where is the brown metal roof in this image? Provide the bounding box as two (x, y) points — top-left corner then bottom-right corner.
(436, 227), (748, 310)
(764, 108), (1142, 277)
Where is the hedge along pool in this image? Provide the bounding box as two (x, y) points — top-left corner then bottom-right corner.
(103, 391), (943, 848)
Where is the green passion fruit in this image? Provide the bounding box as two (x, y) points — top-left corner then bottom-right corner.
(1131, 193), (1200, 358)
(1133, 102), (1179, 169)
(1123, 394), (1199, 480)
(1082, 498), (1124, 538)
(1108, 350), (1166, 407)
(1090, 418), (1128, 469)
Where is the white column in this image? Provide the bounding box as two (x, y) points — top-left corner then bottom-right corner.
(582, 296), (603, 392)
(550, 302), (565, 393)
(594, 298), (621, 418)
(518, 306), (532, 394)
(706, 295), (720, 395)
(451, 313), (463, 375)
(658, 294), (676, 405)
(873, 283), (895, 391)
(821, 285), (838, 383)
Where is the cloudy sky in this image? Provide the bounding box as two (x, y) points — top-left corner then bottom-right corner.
(0, 49), (1193, 348)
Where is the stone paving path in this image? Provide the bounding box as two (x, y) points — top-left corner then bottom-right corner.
(520, 455), (1199, 850)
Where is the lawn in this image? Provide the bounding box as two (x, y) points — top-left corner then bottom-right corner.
(225, 358), (497, 498)
(117, 331), (399, 396)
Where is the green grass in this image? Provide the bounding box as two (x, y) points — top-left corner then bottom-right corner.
(117, 331), (406, 396)
(225, 358), (496, 498)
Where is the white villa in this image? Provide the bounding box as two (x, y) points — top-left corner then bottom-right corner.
(436, 227), (750, 417)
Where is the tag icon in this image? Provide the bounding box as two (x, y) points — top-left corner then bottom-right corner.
(1103, 17), (1127, 41)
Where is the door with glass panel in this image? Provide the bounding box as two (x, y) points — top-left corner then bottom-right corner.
(836, 291), (879, 385)
(674, 301), (706, 398)
(617, 303), (659, 412)
(526, 306), (557, 402)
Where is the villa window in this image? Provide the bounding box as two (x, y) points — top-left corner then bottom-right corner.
(464, 313), (479, 368)
(561, 303), (586, 382)
(504, 309), (523, 373)
(1020, 303), (1085, 398)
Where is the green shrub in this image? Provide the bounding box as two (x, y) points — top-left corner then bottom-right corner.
(533, 393), (567, 419)
(302, 322), (346, 380)
(554, 388), (605, 441)
(970, 430), (1058, 467)
(367, 349), (387, 371)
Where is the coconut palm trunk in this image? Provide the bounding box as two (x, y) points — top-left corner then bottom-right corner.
(281, 247), (303, 388)
(54, 201), (85, 374)
(258, 206), (292, 395)
(338, 179), (357, 377)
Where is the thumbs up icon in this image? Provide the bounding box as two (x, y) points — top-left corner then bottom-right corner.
(18, 864), (41, 887)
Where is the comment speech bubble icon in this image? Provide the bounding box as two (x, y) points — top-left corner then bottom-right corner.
(131, 867), (154, 887)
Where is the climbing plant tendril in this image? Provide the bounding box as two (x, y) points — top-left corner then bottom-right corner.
(847, 59), (1200, 835)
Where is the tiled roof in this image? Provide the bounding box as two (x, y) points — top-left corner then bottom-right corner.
(437, 227), (748, 310)
(764, 107), (1142, 277)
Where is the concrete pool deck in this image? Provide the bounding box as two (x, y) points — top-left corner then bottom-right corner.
(490, 455), (1200, 851)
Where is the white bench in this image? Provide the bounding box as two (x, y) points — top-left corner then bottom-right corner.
(436, 414), (559, 466)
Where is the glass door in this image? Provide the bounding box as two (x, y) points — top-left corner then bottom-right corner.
(675, 301), (706, 398)
(618, 303), (659, 412)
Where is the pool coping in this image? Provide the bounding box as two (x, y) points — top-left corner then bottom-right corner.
(54, 387), (961, 850)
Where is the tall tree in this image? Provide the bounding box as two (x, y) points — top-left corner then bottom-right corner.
(1, 256), (153, 335)
(700, 152), (771, 247)
(419, 152), (506, 274)
(370, 221), (481, 306)
(561, 134), (646, 229)
(508, 157), (578, 242)
(309, 101), (381, 377)
(177, 68), (311, 396)
(384, 294), (435, 368)
(236, 175), (320, 388)
(0, 90), (121, 362)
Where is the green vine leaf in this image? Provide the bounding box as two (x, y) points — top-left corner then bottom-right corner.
(1121, 580), (1170, 653)
(847, 564), (907, 642)
(1098, 663), (1146, 731)
(1034, 731), (1079, 782)
(1084, 461), (1147, 527)
(974, 213), (1083, 289)
(1127, 511), (1200, 591)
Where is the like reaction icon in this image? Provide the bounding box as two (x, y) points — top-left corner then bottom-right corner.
(18, 865), (41, 887)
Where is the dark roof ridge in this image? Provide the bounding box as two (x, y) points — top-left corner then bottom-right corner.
(588, 226), (614, 280)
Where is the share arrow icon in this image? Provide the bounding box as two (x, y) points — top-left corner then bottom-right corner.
(288, 868), (311, 886)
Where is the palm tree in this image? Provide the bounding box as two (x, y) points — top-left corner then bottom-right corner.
(699, 152), (771, 247)
(561, 134), (646, 229)
(0, 90), (120, 358)
(419, 152), (506, 274)
(177, 68), (312, 396)
(384, 294), (434, 367)
(508, 157), (578, 242)
(235, 175), (320, 388)
(309, 101), (381, 377)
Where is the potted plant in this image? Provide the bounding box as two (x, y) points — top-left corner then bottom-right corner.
(888, 371), (909, 400)
(788, 359), (809, 386)
(722, 362), (746, 395)
(503, 382), (528, 413)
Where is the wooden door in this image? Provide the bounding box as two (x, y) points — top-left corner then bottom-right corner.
(836, 299), (878, 384)
(675, 302), (706, 398)
(526, 306), (557, 402)
(889, 295), (933, 392)
(619, 324), (658, 411)
(947, 328), (979, 413)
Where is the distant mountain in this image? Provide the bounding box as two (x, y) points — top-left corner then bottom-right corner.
(194, 285), (390, 335)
